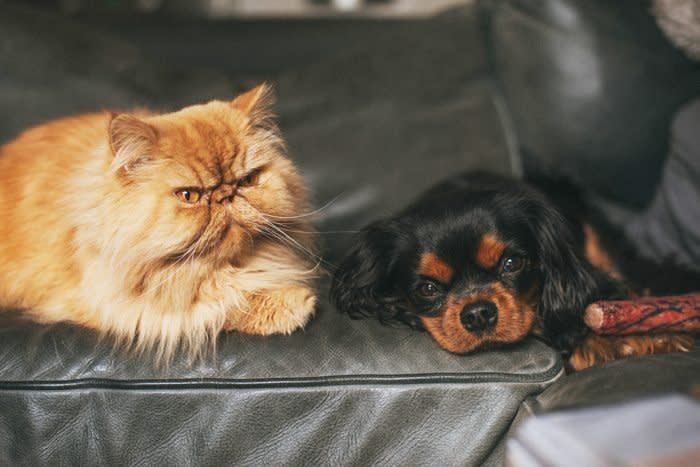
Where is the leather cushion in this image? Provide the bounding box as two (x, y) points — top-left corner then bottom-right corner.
(0, 307), (563, 465)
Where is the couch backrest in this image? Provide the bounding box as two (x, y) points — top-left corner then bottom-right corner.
(485, 0), (700, 208)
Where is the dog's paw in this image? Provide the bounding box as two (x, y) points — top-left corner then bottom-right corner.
(568, 334), (616, 372)
(568, 333), (695, 372)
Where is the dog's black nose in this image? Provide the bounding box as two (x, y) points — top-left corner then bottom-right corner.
(460, 301), (498, 332)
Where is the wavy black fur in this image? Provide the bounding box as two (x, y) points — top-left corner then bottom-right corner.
(330, 171), (700, 355)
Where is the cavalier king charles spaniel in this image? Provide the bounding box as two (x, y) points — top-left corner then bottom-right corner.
(331, 172), (698, 371)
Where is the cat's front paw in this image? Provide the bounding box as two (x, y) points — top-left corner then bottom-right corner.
(225, 286), (317, 335)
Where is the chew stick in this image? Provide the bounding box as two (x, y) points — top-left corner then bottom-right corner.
(584, 293), (700, 335)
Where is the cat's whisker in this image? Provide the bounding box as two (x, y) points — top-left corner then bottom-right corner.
(143, 241), (200, 297)
(298, 258), (324, 276)
(283, 229), (361, 235)
(246, 204), (315, 257)
(243, 228), (256, 250)
(262, 193), (344, 221)
(260, 222), (318, 261)
(259, 223), (336, 271)
(259, 230), (312, 264)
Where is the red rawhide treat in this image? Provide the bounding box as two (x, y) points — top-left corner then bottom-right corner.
(584, 293), (700, 335)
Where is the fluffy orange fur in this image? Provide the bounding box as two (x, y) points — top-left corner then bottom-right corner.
(0, 84), (318, 362)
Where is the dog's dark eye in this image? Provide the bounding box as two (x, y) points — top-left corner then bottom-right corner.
(417, 281), (441, 298)
(501, 256), (524, 274)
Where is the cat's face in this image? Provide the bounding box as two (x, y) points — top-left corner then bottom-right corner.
(108, 84), (309, 265)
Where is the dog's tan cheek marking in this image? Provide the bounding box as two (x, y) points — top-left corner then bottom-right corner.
(489, 284), (519, 341)
(489, 283), (537, 342)
(475, 234), (507, 269)
(419, 253), (454, 283)
(420, 315), (455, 351)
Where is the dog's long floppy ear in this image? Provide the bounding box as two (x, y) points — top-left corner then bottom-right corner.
(330, 219), (407, 324)
(533, 204), (601, 350)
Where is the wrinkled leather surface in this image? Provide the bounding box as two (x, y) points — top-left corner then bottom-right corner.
(0, 3), (558, 466)
(506, 348), (700, 449)
(0, 308), (562, 465)
(532, 348), (700, 413)
(487, 0), (700, 208)
(0, 305), (561, 382)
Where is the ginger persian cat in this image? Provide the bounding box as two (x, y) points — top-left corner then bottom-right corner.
(0, 84), (318, 361)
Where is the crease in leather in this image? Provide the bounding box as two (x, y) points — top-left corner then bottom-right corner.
(0, 365), (564, 391)
(490, 87), (523, 177)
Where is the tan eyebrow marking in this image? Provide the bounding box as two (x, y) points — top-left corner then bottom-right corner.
(475, 233), (507, 269)
(419, 253), (454, 283)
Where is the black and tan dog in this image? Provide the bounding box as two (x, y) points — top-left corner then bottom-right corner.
(331, 172), (698, 371)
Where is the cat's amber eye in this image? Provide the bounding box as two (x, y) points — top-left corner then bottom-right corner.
(237, 168), (262, 188)
(175, 188), (202, 204)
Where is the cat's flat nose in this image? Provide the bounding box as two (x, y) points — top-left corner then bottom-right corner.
(212, 184), (235, 204)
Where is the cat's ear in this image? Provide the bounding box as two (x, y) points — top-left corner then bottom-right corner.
(108, 113), (157, 174)
(231, 83), (274, 120)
